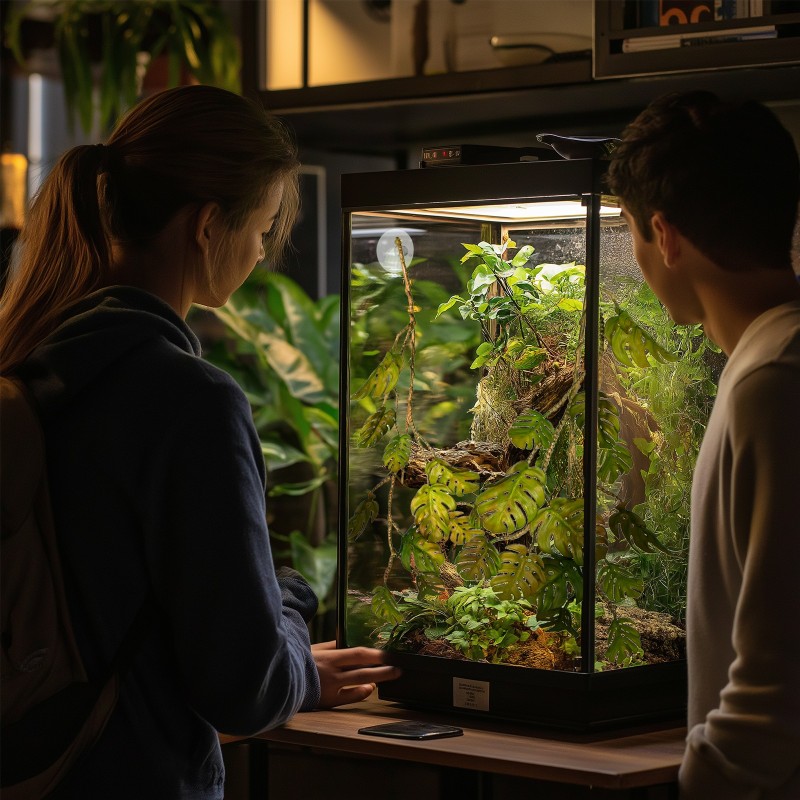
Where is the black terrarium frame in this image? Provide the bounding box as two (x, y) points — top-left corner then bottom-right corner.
(337, 158), (696, 731)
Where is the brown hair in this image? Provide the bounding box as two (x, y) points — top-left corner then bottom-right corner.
(607, 90), (799, 271)
(0, 85), (299, 372)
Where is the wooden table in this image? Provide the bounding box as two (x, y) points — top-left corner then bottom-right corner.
(221, 694), (685, 799)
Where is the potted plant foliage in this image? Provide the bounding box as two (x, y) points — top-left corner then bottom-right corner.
(4, 0), (241, 134)
(192, 269), (341, 640)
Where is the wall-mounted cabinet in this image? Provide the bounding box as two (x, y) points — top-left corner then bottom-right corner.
(243, 2), (800, 155)
(594, 0), (800, 78)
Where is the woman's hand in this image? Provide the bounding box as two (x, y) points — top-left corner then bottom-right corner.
(311, 641), (402, 709)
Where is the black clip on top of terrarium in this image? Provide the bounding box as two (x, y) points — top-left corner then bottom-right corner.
(536, 134), (620, 161)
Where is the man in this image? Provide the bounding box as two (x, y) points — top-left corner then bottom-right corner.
(607, 91), (800, 799)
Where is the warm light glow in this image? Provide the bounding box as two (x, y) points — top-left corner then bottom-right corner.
(266, 0), (304, 90)
(360, 200), (622, 225)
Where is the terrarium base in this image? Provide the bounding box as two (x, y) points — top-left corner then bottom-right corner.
(379, 653), (687, 732)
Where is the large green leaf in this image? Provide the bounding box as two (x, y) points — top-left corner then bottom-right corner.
(606, 616), (644, 665)
(596, 559), (644, 603)
(569, 392), (621, 447)
(264, 272), (337, 392)
(597, 439), (634, 484)
(534, 555), (584, 610)
(353, 350), (402, 401)
(371, 585), (404, 624)
(399, 527), (446, 574)
(446, 510), (482, 545)
(490, 544), (547, 600)
(383, 434), (412, 472)
(608, 507), (668, 553)
(531, 498), (584, 562)
(605, 310), (677, 368)
(508, 409), (556, 452)
(425, 458), (480, 496)
(410, 484), (457, 541)
(352, 406), (396, 448)
(348, 494), (379, 541)
(455, 532), (501, 581)
(288, 531), (337, 606)
(474, 462), (546, 535)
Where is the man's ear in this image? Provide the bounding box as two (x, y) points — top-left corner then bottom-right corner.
(194, 202), (223, 254)
(650, 212), (681, 268)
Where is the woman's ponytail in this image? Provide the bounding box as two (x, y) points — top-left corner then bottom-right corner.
(0, 144), (111, 372)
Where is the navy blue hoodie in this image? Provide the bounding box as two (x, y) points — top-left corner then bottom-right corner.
(17, 287), (321, 798)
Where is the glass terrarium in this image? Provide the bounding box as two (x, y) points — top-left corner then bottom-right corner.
(337, 157), (719, 730)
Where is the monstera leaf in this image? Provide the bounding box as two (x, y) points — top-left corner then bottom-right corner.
(534, 555), (584, 610)
(531, 498), (584, 562)
(455, 531), (501, 582)
(353, 350), (402, 400)
(596, 559), (644, 603)
(399, 527), (446, 574)
(569, 392), (621, 448)
(490, 544), (547, 600)
(597, 438), (634, 484)
(348, 493), (379, 541)
(383, 434), (412, 472)
(371, 585), (404, 624)
(447, 509), (482, 546)
(608, 507), (668, 553)
(508, 409), (556, 453)
(352, 406), (396, 447)
(605, 310), (677, 368)
(410, 484), (457, 541)
(606, 616), (644, 665)
(425, 458), (480, 496)
(474, 462), (546, 535)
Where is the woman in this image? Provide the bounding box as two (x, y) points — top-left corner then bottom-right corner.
(0, 85), (399, 798)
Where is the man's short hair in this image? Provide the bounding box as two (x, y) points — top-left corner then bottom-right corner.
(607, 91), (799, 271)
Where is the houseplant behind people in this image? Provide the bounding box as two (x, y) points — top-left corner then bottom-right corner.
(0, 85), (400, 798)
(608, 91), (800, 799)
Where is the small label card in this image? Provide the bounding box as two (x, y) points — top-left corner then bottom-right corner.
(453, 678), (490, 712)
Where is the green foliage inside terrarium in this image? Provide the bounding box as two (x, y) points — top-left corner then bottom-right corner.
(346, 230), (715, 672)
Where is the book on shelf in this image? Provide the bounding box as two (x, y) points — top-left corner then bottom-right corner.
(632, 0), (768, 27)
(622, 23), (776, 51)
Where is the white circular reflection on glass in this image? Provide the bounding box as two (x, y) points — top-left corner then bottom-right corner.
(376, 228), (414, 274)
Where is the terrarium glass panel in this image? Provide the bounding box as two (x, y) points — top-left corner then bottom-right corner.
(339, 161), (717, 727)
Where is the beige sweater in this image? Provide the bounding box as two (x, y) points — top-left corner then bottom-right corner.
(680, 300), (800, 800)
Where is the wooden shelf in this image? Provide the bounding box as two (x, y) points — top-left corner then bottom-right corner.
(261, 62), (800, 156)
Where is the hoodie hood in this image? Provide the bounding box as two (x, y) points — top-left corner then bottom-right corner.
(16, 286), (200, 420)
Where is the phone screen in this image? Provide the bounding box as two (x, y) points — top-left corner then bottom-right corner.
(357, 721), (464, 740)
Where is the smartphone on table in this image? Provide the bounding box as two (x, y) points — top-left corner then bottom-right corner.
(357, 721), (464, 740)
